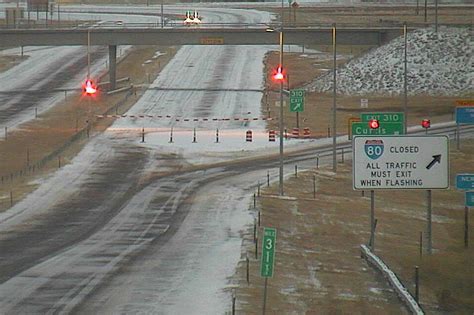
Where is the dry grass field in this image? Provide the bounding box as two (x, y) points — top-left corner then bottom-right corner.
(270, 5), (474, 27)
(232, 6), (473, 312)
(233, 139), (473, 314)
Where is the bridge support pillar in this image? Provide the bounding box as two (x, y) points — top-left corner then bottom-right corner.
(108, 45), (117, 90)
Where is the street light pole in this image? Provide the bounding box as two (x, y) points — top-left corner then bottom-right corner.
(332, 23), (337, 173)
(278, 31), (284, 196)
(161, 0), (164, 28)
(279, 0), (284, 196)
(403, 23), (408, 134)
(87, 29), (91, 79)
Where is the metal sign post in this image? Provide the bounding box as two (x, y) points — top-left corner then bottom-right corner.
(465, 205), (470, 248)
(370, 190), (375, 250)
(332, 24), (337, 173)
(427, 189), (432, 254)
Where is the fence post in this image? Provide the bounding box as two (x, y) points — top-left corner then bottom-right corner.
(313, 175), (316, 199)
(255, 236), (258, 259)
(419, 231), (423, 259)
(246, 255), (250, 284)
(415, 265), (420, 302)
(465, 206), (469, 249)
(253, 219), (257, 243)
(232, 291), (236, 315)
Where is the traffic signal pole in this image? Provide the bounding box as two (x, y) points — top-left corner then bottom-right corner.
(403, 23), (408, 134)
(108, 45), (117, 90)
(87, 29), (91, 79)
(279, 30), (284, 196)
(332, 24), (337, 173)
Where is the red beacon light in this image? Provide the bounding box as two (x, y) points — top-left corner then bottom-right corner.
(83, 79), (97, 95)
(368, 119), (380, 129)
(421, 119), (431, 129)
(272, 66), (285, 82)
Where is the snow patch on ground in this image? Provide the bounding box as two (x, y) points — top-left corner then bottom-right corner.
(307, 27), (473, 96)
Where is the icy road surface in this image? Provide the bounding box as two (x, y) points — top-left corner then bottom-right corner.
(0, 5), (311, 314)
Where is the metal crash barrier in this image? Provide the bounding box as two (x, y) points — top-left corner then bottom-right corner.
(360, 244), (424, 315)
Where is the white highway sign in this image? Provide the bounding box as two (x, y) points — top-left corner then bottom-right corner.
(353, 136), (449, 190)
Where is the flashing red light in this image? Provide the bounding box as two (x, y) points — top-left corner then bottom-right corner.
(83, 79), (97, 95)
(421, 119), (431, 129)
(368, 119), (380, 129)
(272, 66), (285, 82)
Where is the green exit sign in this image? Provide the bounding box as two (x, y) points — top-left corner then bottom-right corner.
(289, 89), (304, 113)
(260, 227), (277, 278)
(361, 112), (404, 123)
(351, 121), (404, 138)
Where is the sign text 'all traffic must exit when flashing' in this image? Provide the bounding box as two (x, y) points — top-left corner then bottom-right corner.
(352, 136), (449, 190)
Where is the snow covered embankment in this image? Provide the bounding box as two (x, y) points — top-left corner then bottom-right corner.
(307, 27), (473, 96)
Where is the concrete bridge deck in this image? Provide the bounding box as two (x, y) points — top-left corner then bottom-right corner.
(0, 26), (404, 47)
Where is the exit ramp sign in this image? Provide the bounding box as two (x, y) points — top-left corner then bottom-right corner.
(353, 136), (449, 190)
(289, 89), (304, 113)
(360, 112), (404, 123)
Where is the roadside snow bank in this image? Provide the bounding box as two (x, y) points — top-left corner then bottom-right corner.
(307, 26), (473, 96)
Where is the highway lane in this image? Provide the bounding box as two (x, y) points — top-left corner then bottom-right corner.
(0, 5), (277, 313)
(2, 3), (470, 312)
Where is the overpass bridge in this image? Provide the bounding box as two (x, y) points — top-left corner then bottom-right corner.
(0, 25), (404, 89)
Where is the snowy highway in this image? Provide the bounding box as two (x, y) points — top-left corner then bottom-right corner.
(1, 3), (471, 313)
(0, 5), (302, 313)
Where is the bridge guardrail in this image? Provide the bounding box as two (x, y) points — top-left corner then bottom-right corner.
(1, 21), (470, 30)
(360, 244), (424, 315)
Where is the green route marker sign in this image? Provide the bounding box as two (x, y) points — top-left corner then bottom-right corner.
(351, 121), (404, 137)
(361, 112), (404, 123)
(260, 227), (277, 278)
(289, 89), (304, 113)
